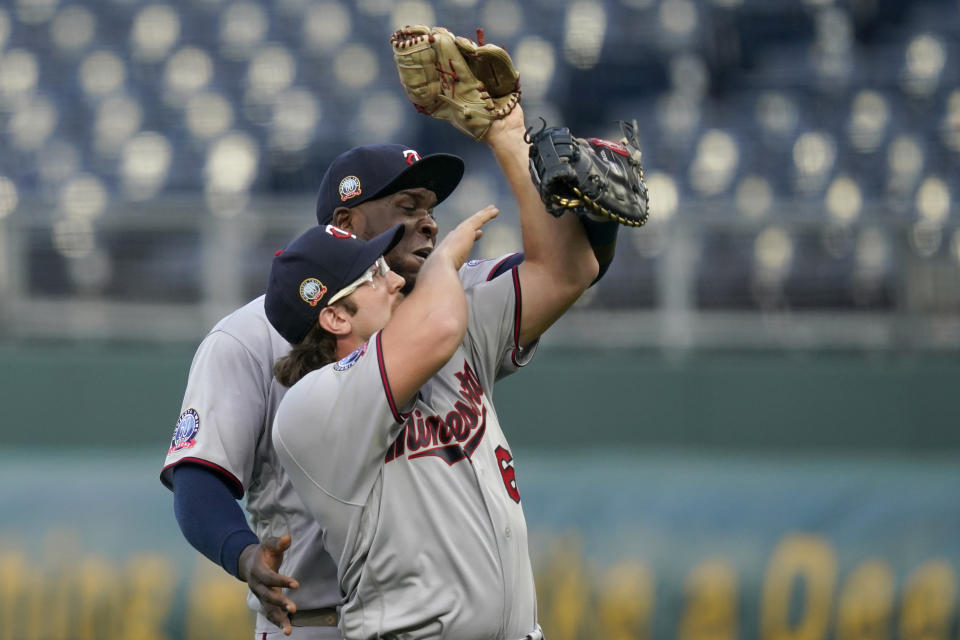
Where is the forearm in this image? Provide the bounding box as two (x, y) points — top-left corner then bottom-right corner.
(484, 111), (598, 345)
(486, 111), (598, 286)
(383, 250), (468, 405)
(172, 464), (259, 579)
(406, 251), (468, 341)
(381, 205), (497, 405)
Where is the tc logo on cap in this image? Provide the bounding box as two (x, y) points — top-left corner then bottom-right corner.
(339, 176), (361, 201)
(325, 225), (355, 239)
(403, 149), (421, 165)
(300, 278), (328, 307)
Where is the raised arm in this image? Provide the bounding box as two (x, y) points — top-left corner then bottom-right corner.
(389, 26), (607, 345)
(485, 106), (599, 347)
(380, 205), (500, 406)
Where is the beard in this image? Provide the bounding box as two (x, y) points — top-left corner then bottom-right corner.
(386, 254), (420, 295)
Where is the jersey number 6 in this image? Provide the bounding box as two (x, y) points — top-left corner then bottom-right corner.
(495, 445), (521, 503)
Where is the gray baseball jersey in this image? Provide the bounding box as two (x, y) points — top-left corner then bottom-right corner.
(273, 265), (538, 640)
(160, 295), (342, 637)
(161, 255), (526, 638)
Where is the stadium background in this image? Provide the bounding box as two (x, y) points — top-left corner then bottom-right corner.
(1, 0), (959, 637)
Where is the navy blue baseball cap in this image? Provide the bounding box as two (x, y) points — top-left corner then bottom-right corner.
(315, 144), (465, 224)
(265, 223), (405, 345)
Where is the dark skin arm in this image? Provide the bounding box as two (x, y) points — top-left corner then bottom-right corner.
(238, 535), (299, 635)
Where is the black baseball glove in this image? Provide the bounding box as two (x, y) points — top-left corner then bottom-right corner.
(527, 120), (649, 227)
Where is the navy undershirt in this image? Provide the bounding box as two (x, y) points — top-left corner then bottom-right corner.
(172, 464), (259, 579)
(578, 216), (618, 281)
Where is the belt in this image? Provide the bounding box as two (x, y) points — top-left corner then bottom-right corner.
(289, 610), (537, 636)
(289, 607), (339, 627)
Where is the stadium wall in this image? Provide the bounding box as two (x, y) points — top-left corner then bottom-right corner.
(2, 342), (958, 451)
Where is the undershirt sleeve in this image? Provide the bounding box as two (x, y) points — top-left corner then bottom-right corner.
(172, 463), (259, 579)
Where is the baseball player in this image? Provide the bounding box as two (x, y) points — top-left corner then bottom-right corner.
(268, 107), (599, 639)
(159, 144), (501, 637)
(158, 113), (571, 638)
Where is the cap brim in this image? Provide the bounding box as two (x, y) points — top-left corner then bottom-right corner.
(339, 223), (406, 293)
(372, 153), (465, 206)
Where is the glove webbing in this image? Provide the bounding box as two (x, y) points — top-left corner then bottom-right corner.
(551, 181), (650, 228)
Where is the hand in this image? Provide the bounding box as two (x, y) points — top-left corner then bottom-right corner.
(434, 205), (499, 269)
(238, 535), (299, 636)
(485, 104), (527, 146)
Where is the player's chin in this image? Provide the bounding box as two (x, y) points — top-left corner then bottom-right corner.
(399, 275), (416, 296)
(394, 260), (421, 292)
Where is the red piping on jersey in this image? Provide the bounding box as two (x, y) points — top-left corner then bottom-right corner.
(376, 332), (404, 423)
(487, 253), (519, 281)
(162, 457), (245, 498)
(510, 266), (523, 367)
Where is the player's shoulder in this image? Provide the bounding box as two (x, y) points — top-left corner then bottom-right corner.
(209, 295), (266, 331)
(276, 356), (337, 420)
(458, 252), (523, 287)
(283, 341), (373, 399)
(209, 296), (280, 341)
(202, 296), (289, 358)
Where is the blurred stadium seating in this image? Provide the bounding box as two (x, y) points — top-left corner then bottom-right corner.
(0, 0), (957, 348)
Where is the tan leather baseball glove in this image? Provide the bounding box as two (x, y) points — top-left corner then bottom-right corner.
(390, 25), (521, 141)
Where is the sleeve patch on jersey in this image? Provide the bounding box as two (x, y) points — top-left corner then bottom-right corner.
(466, 259), (488, 267)
(333, 342), (368, 371)
(169, 408), (200, 454)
